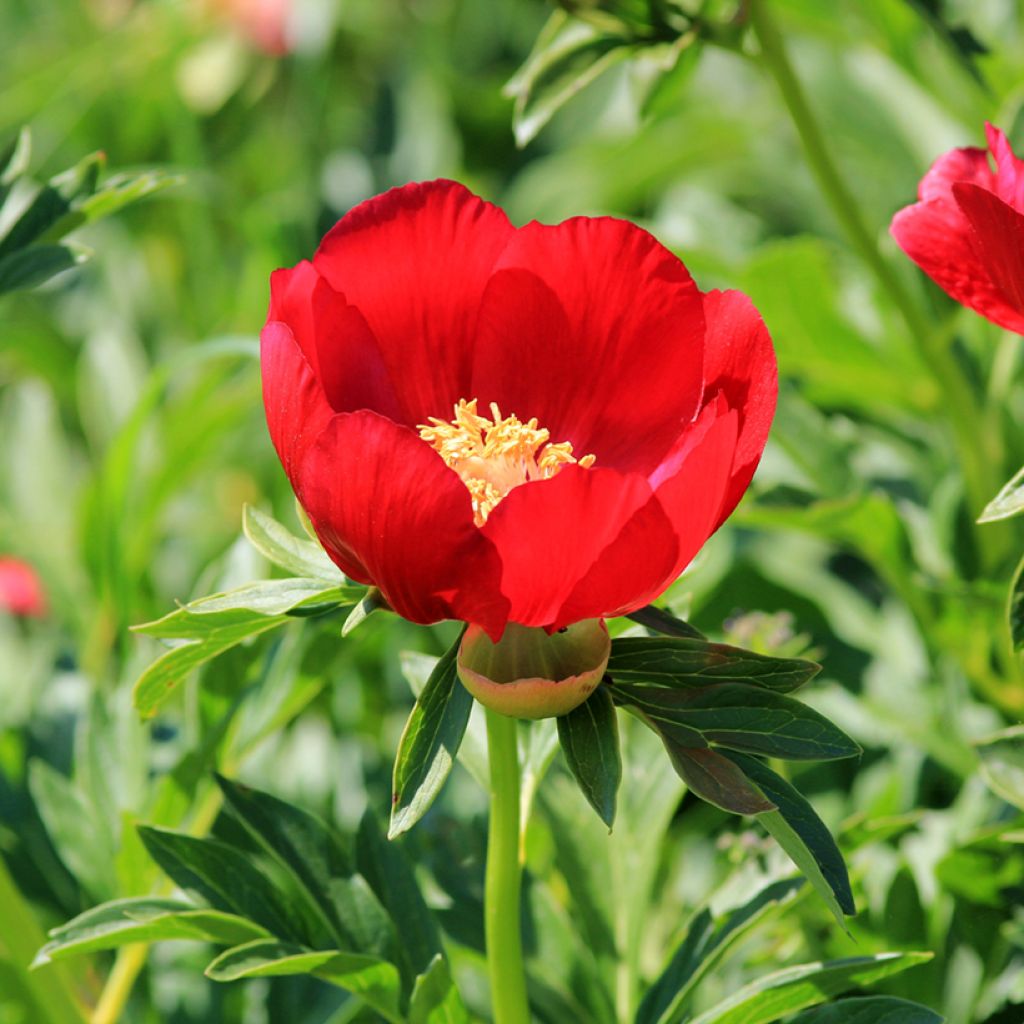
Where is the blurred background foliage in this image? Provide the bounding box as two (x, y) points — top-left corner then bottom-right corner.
(3, 0), (1024, 1021)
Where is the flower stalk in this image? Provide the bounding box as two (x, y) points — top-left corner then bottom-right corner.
(748, 0), (1007, 566)
(484, 708), (531, 1024)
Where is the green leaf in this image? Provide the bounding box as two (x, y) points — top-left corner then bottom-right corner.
(974, 726), (1024, 810)
(0, 127), (31, 187)
(136, 579), (361, 635)
(356, 811), (443, 982)
(28, 760), (117, 901)
(137, 827), (304, 941)
(626, 604), (706, 639)
(724, 752), (855, 923)
(39, 169), (181, 243)
(204, 939), (401, 1019)
(610, 682), (861, 761)
(35, 898), (270, 965)
(688, 953), (933, 1024)
(0, 151), (103, 258)
(0, 243), (87, 295)
(342, 587), (389, 636)
(132, 578), (360, 715)
(557, 686), (622, 828)
(506, 12), (633, 146)
(978, 464), (1024, 523)
(636, 879), (804, 1024)
(389, 630), (472, 838)
(215, 775), (391, 955)
(408, 954), (469, 1024)
(608, 636), (819, 693)
(664, 745), (776, 815)
(787, 997), (943, 1023)
(242, 504), (343, 580)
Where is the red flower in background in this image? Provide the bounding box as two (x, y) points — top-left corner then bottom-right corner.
(0, 557), (47, 618)
(891, 123), (1024, 334)
(261, 181), (776, 640)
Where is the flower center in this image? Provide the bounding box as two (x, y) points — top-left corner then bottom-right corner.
(419, 399), (596, 525)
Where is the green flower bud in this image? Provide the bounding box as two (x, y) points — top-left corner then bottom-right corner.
(457, 619), (611, 719)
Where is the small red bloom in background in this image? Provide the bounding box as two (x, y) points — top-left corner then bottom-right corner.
(0, 557), (47, 618)
(891, 123), (1024, 334)
(209, 0), (291, 55)
(261, 181), (776, 641)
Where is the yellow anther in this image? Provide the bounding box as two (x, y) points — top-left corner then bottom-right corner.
(419, 399), (596, 525)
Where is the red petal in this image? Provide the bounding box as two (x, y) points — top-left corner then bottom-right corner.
(649, 404), (740, 582)
(309, 277), (403, 421)
(268, 261), (322, 373)
(986, 122), (1024, 210)
(268, 262), (403, 419)
(890, 196), (1024, 333)
(260, 322), (335, 485)
(480, 465), (668, 629)
(471, 217), (705, 472)
(295, 411), (509, 634)
(917, 144), (994, 202)
(700, 290), (777, 524)
(953, 182), (1024, 331)
(313, 181), (515, 427)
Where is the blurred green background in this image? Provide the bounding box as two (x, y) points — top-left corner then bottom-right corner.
(4, 0), (1024, 1021)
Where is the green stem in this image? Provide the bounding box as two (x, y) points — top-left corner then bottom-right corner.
(484, 709), (530, 1024)
(748, 0), (1006, 565)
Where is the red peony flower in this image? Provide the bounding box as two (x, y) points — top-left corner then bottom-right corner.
(261, 181), (776, 641)
(891, 123), (1024, 334)
(0, 557), (47, 618)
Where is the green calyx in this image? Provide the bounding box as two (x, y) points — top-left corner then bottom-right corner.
(457, 619), (611, 720)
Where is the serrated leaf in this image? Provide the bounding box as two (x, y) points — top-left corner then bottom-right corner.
(626, 604), (706, 639)
(0, 243), (87, 295)
(137, 827), (304, 941)
(389, 630), (472, 838)
(608, 636), (819, 693)
(724, 752), (855, 924)
(204, 939), (401, 1019)
(215, 775), (391, 955)
(35, 898), (270, 965)
(974, 725), (1024, 810)
(408, 954), (469, 1024)
(507, 14), (633, 146)
(688, 953), (933, 1024)
(665, 745), (776, 815)
(787, 997), (944, 1023)
(356, 811), (442, 983)
(242, 504), (342, 580)
(979, 464), (1024, 523)
(636, 879), (804, 1024)
(557, 686), (621, 828)
(610, 682), (860, 761)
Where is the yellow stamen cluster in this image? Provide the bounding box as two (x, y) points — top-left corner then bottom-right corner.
(419, 399), (596, 525)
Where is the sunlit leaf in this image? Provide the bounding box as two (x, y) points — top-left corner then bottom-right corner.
(974, 726), (1024, 811)
(688, 953), (933, 1024)
(35, 899), (269, 965)
(390, 630), (472, 838)
(242, 504), (342, 580)
(608, 636), (819, 693)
